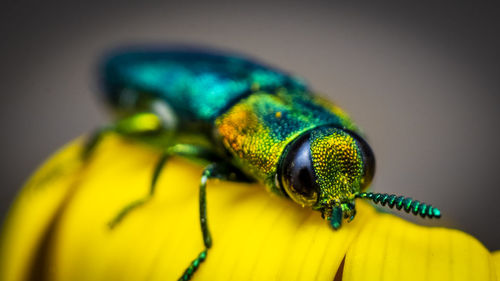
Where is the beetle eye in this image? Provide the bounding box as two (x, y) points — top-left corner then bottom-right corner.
(345, 130), (375, 191)
(279, 133), (319, 206)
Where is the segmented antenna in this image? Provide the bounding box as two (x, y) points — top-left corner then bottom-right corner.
(355, 192), (441, 219)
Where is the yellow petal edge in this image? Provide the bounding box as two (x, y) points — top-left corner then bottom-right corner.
(1, 135), (498, 281)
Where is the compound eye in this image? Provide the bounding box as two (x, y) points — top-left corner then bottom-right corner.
(280, 133), (319, 206)
(346, 130), (376, 191)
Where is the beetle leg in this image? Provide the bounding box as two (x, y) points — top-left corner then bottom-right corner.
(83, 112), (165, 160)
(107, 151), (169, 228)
(179, 162), (252, 281)
(82, 126), (114, 160)
(107, 144), (225, 229)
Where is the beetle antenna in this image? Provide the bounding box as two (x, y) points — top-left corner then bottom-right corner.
(355, 192), (441, 219)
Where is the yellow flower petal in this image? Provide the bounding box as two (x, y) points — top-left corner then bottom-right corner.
(1, 135), (498, 281)
(0, 140), (83, 281)
(493, 251), (500, 281)
(343, 212), (496, 281)
(1, 135), (376, 281)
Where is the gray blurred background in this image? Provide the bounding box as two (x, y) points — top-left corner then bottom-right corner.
(1, 1), (499, 250)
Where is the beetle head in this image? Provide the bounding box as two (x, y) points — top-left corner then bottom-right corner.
(278, 126), (375, 229)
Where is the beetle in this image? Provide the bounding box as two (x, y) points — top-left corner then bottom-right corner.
(84, 47), (441, 280)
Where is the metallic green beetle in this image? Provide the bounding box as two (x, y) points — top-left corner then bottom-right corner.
(86, 47), (441, 280)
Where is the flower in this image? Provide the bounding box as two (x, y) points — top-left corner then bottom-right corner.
(1, 135), (499, 281)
